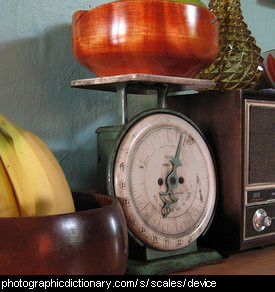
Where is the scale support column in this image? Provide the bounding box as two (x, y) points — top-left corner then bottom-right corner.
(116, 83), (128, 126)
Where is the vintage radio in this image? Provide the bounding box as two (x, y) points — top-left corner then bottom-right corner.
(168, 89), (275, 251)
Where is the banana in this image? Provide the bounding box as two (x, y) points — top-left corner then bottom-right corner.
(0, 132), (36, 216)
(21, 130), (75, 215)
(0, 114), (75, 216)
(0, 156), (20, 217)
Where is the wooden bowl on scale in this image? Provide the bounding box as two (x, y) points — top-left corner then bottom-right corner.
(72, 0), (219, 77)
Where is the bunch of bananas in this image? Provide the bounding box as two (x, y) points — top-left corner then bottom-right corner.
(0, 114), (75, 217)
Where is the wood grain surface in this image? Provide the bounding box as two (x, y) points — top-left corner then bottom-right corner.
(172, 245), (275, 275)
(72, 0), (219, 77)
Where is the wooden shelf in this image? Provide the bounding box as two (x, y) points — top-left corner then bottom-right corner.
(172, 245), (275, 275)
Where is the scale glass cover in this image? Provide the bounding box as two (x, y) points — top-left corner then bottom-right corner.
(108, 109), (216, 251)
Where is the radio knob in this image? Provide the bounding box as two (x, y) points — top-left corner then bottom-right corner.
(253, 209), (272, 232)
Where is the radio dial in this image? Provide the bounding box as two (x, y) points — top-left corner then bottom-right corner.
(253, 209), (272, 232)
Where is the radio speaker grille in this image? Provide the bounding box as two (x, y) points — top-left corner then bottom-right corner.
(248, 104), (275, 184)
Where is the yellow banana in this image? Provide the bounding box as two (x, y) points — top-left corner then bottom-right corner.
(0, 156), (20, 217)
(0, 132), (36, 216)
(21, 130), (75, 214)
(0, 114), (75, 216)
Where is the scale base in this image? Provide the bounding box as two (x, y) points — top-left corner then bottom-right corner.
(126, 248), (223, 275)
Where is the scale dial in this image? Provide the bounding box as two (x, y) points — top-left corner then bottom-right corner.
(109, 110), (216, 251)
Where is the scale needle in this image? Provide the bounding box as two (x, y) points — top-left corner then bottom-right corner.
(160, 133), (185, 218)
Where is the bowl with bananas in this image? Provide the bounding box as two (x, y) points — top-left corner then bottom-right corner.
(0, 114), (128, 275)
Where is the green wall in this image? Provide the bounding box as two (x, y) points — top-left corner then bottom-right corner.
(0, 0), (274, 192)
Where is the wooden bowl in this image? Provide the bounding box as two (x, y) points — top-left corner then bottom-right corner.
(0, 193), (128, 275)
(72, 0), (219, 77)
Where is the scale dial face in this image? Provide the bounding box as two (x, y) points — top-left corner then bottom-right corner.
(112, 112), (216, 251)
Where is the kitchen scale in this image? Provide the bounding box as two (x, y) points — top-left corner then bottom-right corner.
(71, 74), (222, 275)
